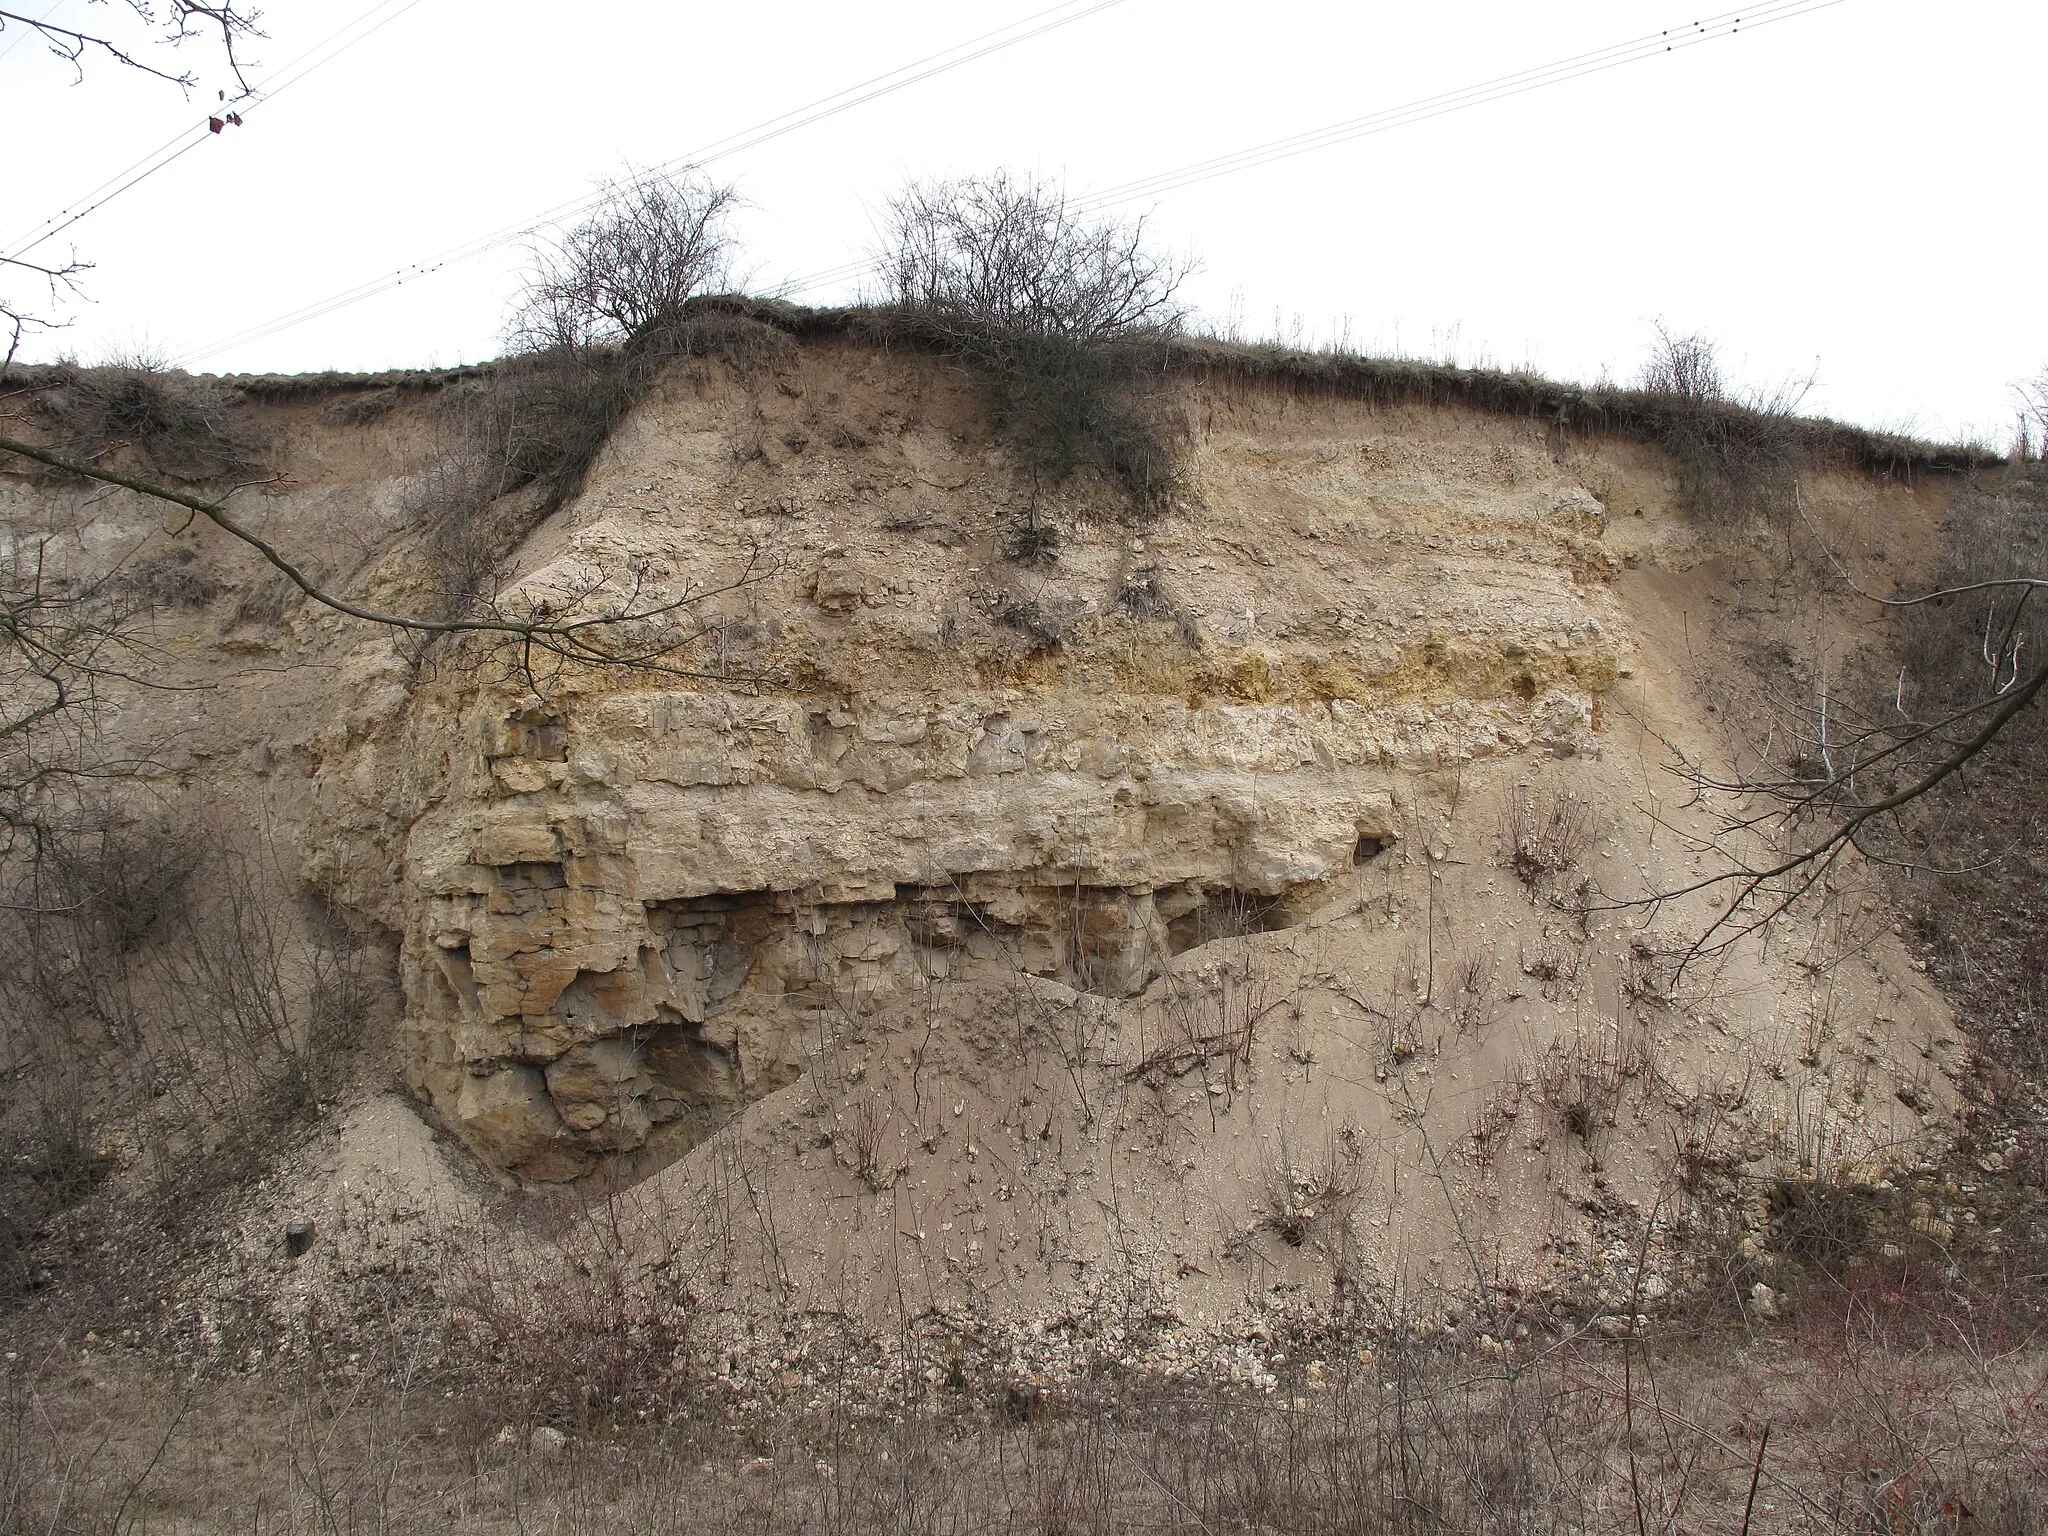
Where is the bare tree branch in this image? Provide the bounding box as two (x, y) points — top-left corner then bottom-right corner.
(879, 171), (1190, 344)
(0, 430), (762, 677)
(0, 252), (91, 371)
(0, 2), (258, 92)
(1634, 652), (2046, 967)
(1604, 469), (2047, 971)
(0, 2), (259, 362)
(512, 170), (739, 354)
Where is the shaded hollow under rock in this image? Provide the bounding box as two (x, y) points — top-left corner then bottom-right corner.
(423, 871), (1326, 1177)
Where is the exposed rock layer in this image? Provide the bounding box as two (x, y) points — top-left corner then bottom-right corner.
(391, 343), (1648, 1177)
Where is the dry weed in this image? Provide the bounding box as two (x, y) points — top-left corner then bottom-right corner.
(1261, 1133), (1366, 1252)
(836, 1090), (901, 1192)
(1534, 1023), (1649, 1146)
(1499, 781), (1596, 891)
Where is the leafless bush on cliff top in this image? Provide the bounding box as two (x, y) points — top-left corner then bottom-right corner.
(1628, 323), (1814, 525)
(404, 172), (767, 617)
(1635, 323), (1726, 402)
(882, 171), (1188, 344)
(512, 169), (739, 354)
(28, 357), (257, 482)
(879, 171), (1191, 511)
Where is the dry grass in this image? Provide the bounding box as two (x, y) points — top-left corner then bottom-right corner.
(20, 360), (258, 482)
(209, 295), (1995, 510)
(1533, 1023), (1650, 1148)
(1500, 783), (1596, 893)
(3, 1271), (2041, 1534)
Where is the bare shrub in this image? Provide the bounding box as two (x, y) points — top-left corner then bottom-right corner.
(1498, 782), (1595, 891)
(0, 1048), (109, 1299)
(1466, 1069), (1532, 1170)
(3, 1314), (2043, 1533)
(0, 810), (194, 1288)
(1519, 943), (1571, 986)
(1534, 1025), (1647, 1145)
(1635, 323), (1726, 401)
(1519, 930), (1586, 995)
(1261, 1133), (1365, 1252)
(1618, 936), (1676, 1006)
(34, 360), (256, 481)
(512, 169), (738, 353)
(991, 593), (1069, 653)
(1127, 965), (1283, 1092)
(399, 174), (763, 616)
(1447, 951), (1497, 1034)
(139, 856), (366, 1173)
(445, 1187), (693, 1426)
(1664, 1068), (1751, 1195)
(0, 812), (370, 1226)
(1626, 324), (1812, 524)
(411, 315), (790, 615)
(46, 809), (201, 951)
(1002, 515), (1060, 564)
(882, 171), (1186, 343)
(1115, 569), (1202, 647)
(406, 363), (602, 614)
(836, 1090), (899, 1192)
(1763, 1168), (1888, 1280)
(119, 545), (223, 610)
(878, 171), (1191, 511)
(1897, 475), (2046, 720)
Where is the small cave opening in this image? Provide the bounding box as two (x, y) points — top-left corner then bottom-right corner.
(498, 861), (568, 892)
(429, 942), (481, 1016)
(1352, 835), (1388, 866)
(645, 1011), (741, 1108)
(504, 707), (569, 762)
(1164, 886), (1302, 956)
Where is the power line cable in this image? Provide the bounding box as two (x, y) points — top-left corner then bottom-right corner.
(0, 0), (68, 61)
(6, 0), (433, 262)
(173, 0), (1134, 366)
(1077, 0), (1845, 208)
(764, 0), (1847, 304)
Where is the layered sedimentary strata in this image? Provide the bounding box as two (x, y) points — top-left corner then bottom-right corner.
(390, 341), (1634, 1178)
(407, 692), (1421, 1177)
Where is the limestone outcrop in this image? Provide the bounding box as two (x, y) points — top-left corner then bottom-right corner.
(0, 330), (1970, 1362)
(387, 340), (1646, 1178)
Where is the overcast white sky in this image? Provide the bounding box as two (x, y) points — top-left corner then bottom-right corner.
(5, 0), (2043, 443)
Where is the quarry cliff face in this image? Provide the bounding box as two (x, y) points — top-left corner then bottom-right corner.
(381, 341), (1646, 1180)
(4, 330), (1966, 1341)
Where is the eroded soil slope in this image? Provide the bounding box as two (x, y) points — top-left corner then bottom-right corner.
(2, 334), (1965, 1380)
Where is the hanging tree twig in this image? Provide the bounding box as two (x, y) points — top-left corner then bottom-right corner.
(0, 430), (766, 680)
